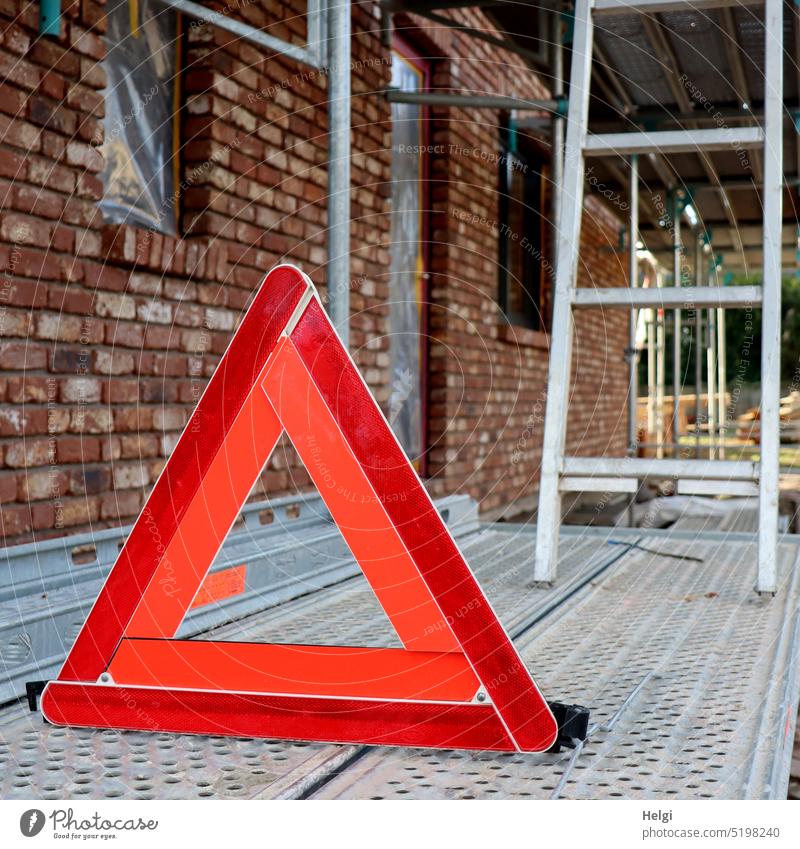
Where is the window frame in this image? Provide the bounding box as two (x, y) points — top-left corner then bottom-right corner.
(498, 126), (551, 333)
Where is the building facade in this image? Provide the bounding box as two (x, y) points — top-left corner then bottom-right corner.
(0, 0), (628, 544)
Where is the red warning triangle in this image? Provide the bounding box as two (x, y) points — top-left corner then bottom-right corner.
(41, 265), (558, 752)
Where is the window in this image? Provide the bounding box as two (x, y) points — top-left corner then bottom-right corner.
(498, 128), (550, 331)
(388, 42), (430, 464)
(99, 0), (180, 235)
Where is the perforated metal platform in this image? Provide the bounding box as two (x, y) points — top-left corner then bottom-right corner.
(313, 530), (800, 800)
(1, 524), (799, 800)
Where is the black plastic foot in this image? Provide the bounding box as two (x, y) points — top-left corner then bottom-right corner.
(547, 701), (590, 753)
(25, 680), (47, 712)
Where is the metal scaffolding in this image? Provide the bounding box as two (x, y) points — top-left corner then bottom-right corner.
(384, 1), (788, 591)
(530, 0), (784, 594)
(159, 1), (787, 589)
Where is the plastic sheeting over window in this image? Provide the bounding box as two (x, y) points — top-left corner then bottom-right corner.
(388, 52), (425, 461)
(99, 0), (178, 235)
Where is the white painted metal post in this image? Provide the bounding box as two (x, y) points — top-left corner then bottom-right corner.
(627, 155), (639, 456)
(627, 155), (639, 523)
(534, 0), (595, 583)
(656, 302), (666, 458)
(706, 256), (718, 461)
(647, 312), (656, 441)
(552, 2), (564, 264)
(717, 302), (727, 459)
(327, 0), (351, 347)
(672, 196), (682, 456)
(694, 233), (704, 459)
(757, 0), (784, 594)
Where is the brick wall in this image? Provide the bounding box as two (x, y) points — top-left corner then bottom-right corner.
(0, 1), (627, 544)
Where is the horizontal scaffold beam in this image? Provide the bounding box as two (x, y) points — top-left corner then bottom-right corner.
(562, 457), (759, 481)
(572, 286), (762, 309)
(385, 90), (560, 112)
(584, 127), (764, 156)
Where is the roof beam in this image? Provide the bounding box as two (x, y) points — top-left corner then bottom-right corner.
(603, 159), (671, 245)
(639, 11), (746, 255)
(382, 0), (517, 11)
(719, 6), (763, 183)
(407, 9), (546, 63)
(594, 0), (761, 14)
(590, 39), (677, 188)
(794, 9), (800, 223)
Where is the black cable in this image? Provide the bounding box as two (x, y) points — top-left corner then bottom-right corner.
(608, 539), (704, 563)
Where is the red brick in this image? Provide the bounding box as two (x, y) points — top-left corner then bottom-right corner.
(5, 376), (52, 403)
(1, 505), (31, 537)
(0, 341), (47, 370)
(5, 438), (52, 469)
(0, 473), (17, 503)
(68, 466), (111, 496)
(32, 501), (56, 532)
(65, 140), (103, 171)
(18, 469), (68, 502)
(1, 213), (51, 245)
(55, 435), (100, 464)
(0, 148), (26, 179)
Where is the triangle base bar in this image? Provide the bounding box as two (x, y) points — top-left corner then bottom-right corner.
(105, 639), (481, 702)
(41, 681), (518, 752)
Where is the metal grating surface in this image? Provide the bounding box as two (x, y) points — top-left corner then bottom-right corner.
(595, 15), (674, 107)
(205, 528), (613, 646)
(660, 10), (733, 106)
(0, 527), (614, 800)
(312, 537), (800, 800)
(592, 6), (770, 110)
(670, 503), (760, 533)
